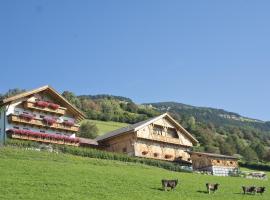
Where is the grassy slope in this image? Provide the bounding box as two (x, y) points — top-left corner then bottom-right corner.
(0, 147), (269, 200)
(87, 119), (128, 135)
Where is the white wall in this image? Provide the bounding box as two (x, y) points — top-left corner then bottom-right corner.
(0, 107), (5, 144)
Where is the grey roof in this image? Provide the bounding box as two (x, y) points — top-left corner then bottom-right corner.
(96, 113), (198, 144)
(191, 152), (238, 160)
(96, 115), (160, 141)
(78, 137), (98, 146)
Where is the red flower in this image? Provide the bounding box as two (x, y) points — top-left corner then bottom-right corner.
(35, 101), (49, 108)
(43, 117), (57, 125)
(19, 113), (34, 121)
(48, 103), (60, 110)
(63, 121), (74, 127)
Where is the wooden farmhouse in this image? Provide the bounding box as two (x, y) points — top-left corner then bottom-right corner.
(0, 85), (93, 147)
(96, 113), (198, 164)
(191, 152), (239, 176)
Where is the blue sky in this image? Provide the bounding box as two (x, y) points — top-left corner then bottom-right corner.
(0, 1), (270, 120)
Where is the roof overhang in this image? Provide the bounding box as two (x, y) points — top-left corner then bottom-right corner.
(0, 85), (86, 121)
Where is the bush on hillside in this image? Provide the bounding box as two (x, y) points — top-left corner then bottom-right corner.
(6, 139), (192, 173)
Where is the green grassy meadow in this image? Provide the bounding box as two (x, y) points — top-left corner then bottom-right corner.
(87, 119), (128, 135)
(0, 147), (269, 200)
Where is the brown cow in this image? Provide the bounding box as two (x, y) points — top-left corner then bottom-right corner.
(206, 183), (219, 194)
(161, 179), (178, 191)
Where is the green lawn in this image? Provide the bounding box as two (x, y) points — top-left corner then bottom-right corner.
(0, 147), (269, 200)
(86, 119), (128, 135)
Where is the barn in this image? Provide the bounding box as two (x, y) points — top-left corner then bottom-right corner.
(191, 152), (239, 176)
(96, 113), (198, 164)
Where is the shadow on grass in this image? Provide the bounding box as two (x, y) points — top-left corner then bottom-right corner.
(196, 190), (208, 194)
(150, 187), (164, 191)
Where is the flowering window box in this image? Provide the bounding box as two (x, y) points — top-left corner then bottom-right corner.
(8, 129), (79, 145)
(165, 154), (173, 159)
(35, 101), (49, 108)
(48, 103), (60, 110)
(19, 113), (35, 121)
(153, 153), (159, 157)
(63, 121), (75, 127)
(142, 151), (148, 155)
(43, 117), (57, 126)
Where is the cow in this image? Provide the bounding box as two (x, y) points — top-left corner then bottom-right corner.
(256, 187), (266, 195)
(161, 179), (178, 191)
(242, 186), (256, 195)
(206, 183), (219, 194)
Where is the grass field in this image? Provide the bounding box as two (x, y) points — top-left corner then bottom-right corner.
(0, 147), (269, 200)
(86, 119), (128, 135)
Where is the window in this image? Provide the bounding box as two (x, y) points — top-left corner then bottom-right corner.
(167, 128), (178, 138)
(230, 161), (233, 164)
(217, 160), (220, 163)
(40, 130), (45, 133)
(23, 128), (29, 130)
(40, 115), (45, 119)
(14, 111), (19, 115)
(153, 126), (163, 135)
(122, 147), (127, 153)
(13, 126), (20, 129)
(23, 111), (29, 114)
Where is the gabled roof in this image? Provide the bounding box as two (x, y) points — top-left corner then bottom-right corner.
(191, 152), (238, 160)
(96, 113), (198, 145)
(0, 85), (86, 121)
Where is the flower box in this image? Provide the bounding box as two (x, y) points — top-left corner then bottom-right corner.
(63, 121), (74, 127)
(35, 101), (49, 108)
(19, 113), (35, 121)
(153, 153), (159, 157)
(43, 117), (57, 125)
(165, 154), (173, 159)
(48, 103), (60, 110)
(142, 151), (148, 155)
(8, 129), (79, 144)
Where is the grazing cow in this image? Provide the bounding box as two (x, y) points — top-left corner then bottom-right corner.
(256, 187), (266, 195)
(206, 183), (219, 194)
(161, 179), (178, 191)
(242, 186), (256, 195)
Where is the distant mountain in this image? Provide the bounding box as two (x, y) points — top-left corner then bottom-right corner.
(145, 102), (270, 132)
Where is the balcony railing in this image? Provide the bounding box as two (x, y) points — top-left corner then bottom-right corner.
(8, 129), (79, 146)
(8, 114), (79, 132)
(24, 101), (66, 115)
(137, 133), (180, 145)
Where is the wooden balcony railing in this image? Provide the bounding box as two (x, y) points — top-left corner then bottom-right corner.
(8, 114), (79, 132)
(10, 131), (79, 147)
(24, 101), (66, 115)
(137, 133), (180, 145)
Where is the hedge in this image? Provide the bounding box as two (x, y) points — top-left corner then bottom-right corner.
(5, 139), (192, 173)
(239, 161), (270, 172)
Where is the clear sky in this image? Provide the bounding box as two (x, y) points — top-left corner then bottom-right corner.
(0, 1), (270, 121)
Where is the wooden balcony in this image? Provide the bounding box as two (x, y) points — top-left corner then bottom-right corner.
(11, 133), (79, 146)
(8, 114), (79, 132)
(137, 134), (180, 145)
(24, 101), (66, 115)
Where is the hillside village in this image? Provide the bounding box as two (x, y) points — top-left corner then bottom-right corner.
(1, 85), (270, 177)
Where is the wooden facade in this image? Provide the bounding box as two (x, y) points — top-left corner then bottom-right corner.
(191, 152), (239, 176)
(96, 113), (198, 164)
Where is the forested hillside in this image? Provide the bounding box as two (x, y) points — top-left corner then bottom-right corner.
(1, 88), (270, 163)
